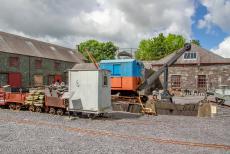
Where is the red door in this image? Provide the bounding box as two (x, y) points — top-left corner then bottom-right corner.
(54, 75), (62, 83)
(8, 72), (22, 87)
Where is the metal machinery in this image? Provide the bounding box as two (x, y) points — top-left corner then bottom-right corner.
(100, 43), (191, 101)
(99, 43), (192, 114)
(137, 43), (192, 102)
(207, 85), (230, 107)
(100, 59), (143, 96)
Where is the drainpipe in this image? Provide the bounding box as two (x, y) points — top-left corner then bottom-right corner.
(29, 56), (31, 87)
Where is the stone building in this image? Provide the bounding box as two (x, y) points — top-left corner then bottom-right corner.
(0, 31), (85, 88)
(144, 44), (230, 93)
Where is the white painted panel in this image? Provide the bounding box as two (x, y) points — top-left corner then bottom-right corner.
(68, 70), (111, 113)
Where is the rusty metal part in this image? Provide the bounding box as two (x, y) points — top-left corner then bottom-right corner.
(56, 108), (64, 116)
(29, 105), (35, 112)
(35, 106), (42, 113)
(49, 107), (56, 115)
(9, 103), (16, 110)
(111, 95), (156, 115)
(45, 96), (66, 109)
(15, 104), (21, 111)
(0, 117), (229, 151)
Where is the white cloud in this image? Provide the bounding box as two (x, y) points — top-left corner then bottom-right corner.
(0, 0), (195, 48)
(198, 0), (230, 33)
(211, 36), (230, 58)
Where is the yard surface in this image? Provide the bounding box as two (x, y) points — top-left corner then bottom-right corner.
(0, 97), (229, 154)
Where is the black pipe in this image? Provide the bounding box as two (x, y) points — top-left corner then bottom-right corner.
(29, 56), (31, 87)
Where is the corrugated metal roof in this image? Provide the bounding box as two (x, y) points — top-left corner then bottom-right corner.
(0, 31), (85, 63)
(151, 44), (230, 65)
(72, 63), (98, 70)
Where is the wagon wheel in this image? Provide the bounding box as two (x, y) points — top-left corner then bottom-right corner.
(56, 109), (64, 116)
(49, 107), (56, 115)
(76, 112), (82, 117)
(29, 105), (35, 112)
(140, 95), (148, 103)
(88, 113), (96, 119)
(35, 106), (42, 113)
(44, 107), (49, 113)
(15, 104), (21, 111)
(98, 113), (104, 117)
(9, 103), (16, 110)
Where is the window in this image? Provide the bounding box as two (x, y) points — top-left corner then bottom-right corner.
(198, 75), (206, 89)
(9, 57), (19, 67)
(0, 73), (8, 87)
(35, 59), (42, 69)
(34, 75), (43, 87)
(113, 64), (121, 76)
(103, 74), (108, 86)
(184, 52), (197, 60)
(171, 75), (181, 88)
(54, 62), (61, 70)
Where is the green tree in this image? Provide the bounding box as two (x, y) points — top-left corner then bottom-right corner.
(136, 33), (187, 60)
(78, 40), (118, 62)
(190, 39), (201, 46)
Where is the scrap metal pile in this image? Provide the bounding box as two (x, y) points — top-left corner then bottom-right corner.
(47, 82), (68, 97)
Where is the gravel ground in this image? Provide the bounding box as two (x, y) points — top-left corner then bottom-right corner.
(0, 97), (230, 154)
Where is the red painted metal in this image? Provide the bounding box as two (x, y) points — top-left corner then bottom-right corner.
(54, 75), (62, 83)
(8, 72), (22, 87)
(0, 92), (27, 106)
(0, 92), (6, 105)
(111, 77), (122, 88)
(45, 96), (66, 109)
(111, 77), (141, 91)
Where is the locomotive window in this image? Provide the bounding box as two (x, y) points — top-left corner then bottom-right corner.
(113, 64), (121, 76)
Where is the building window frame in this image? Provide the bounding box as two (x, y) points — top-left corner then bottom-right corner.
(171, 75), (181, 89)
(183, 52), (197, 60)
(9, 57), (20, 67)
(54, 62), (61, 70)
(197, 75), (207, 89)
(35, 59), (42, 69)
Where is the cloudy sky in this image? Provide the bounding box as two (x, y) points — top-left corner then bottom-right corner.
(0, 0), (229, 57)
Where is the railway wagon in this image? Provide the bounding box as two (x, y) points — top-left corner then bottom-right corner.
(0, 91), (28, 110)
(0, 88), (67, 115)
(44, 96), (67, 116)
(100, 59), (144, 96)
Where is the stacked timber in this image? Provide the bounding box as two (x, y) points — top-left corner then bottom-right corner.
(25, 89), (45, 107)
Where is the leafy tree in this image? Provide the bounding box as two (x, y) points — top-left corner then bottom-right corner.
(190, 39), (201, 46)
(136, 33), (189, 60)
(78, 40), (118, 62)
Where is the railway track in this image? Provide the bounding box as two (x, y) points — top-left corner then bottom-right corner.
(0, 117), (229, 151)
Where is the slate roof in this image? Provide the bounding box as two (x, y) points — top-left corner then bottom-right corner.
(151, 44), (230, 66)
(0, 31), (85, 63)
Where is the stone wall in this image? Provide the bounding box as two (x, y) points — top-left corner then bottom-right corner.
(150, 64), (230, 91)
